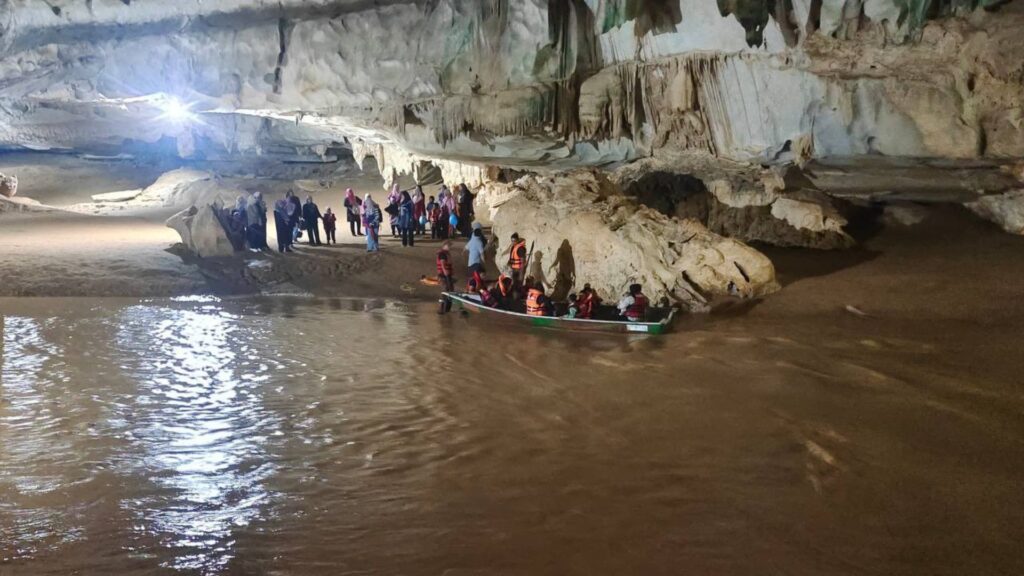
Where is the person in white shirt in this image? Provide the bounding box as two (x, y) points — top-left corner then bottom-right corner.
(617, 283), (649, 321)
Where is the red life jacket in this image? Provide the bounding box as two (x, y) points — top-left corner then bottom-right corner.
(626, 293), (648, 320)
(526, 289), (545, 316)
(509, 240), (527, 271)
(581, 293), (599, 319)
(436, 250), (453, 276)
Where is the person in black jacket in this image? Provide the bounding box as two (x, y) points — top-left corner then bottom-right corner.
(302, 195), (323, 246)
(273, 198), (293, 253)
(286, 190), (302, 248)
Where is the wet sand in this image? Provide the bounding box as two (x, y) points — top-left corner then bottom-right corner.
(0, 154), (451, 299)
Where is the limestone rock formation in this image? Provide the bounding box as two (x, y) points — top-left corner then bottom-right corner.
(137, 169), (226, 207)
(481, 170), (778, 311)
(967, 190), (1024, 235)
(882, 202), (930, 227)
(0, 0), (1020, 171)
(166, 203), (236, 258)
(0, 195), (48, 213)
(612, 158), (855, 249)
(0, 173), (17, 198)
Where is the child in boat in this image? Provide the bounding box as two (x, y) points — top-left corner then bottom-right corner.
(564, 293), (579, 318)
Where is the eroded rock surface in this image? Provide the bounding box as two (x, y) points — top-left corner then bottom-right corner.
(166, 203), (236, 258)
(481, 170), (779, 311)
(967, 190), (1024, 235)
(0, 173), (17, 198)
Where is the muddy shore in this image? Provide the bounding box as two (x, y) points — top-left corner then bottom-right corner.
(1, 154), (1023, 331)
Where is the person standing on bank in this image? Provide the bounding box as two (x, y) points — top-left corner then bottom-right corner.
(362, 194), (381, 252)
(386, 184), (402, 238)
(246, 191), (268, 251)
(286, 190), (302, 248)
(456, 183), (475, 237)
(302, 195), (323, 246)
(273, 197), (293, 253)
(398, 190), (416, 247)
(427, 195), (440, 239)
(412, 185), (427, 236)
(344, 188), (363, 237)
(322, 207), (337, 245)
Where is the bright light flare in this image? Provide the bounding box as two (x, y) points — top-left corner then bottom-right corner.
(156, 95), (200, 125)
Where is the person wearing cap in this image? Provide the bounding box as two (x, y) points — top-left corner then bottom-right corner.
(464, 222), (487, 290)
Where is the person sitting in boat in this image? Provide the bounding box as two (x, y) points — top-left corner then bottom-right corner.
(468, 277), (498, 308)
(577, 283), (601, 319)
(564, 293), (579, 318)
(617, 284), (648, 322)
(491, 274), (514, 310)
(526, 281), (553, 317)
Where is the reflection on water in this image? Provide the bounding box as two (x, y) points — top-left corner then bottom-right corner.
(1, 297), (1023, 575)
(114, 304), (277, 572)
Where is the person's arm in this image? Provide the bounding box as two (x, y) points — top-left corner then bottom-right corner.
(617, 295), (633, 315)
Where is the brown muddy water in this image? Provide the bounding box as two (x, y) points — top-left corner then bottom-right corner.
(1, 295), (1022, 575)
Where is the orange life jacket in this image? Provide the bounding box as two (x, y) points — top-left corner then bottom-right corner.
(498, 274), (511, 297)
(509, 240), (527, 270)
(436, 250), (453, 276)
(526, 288), (545, 316)
(626, 293), (648, 320)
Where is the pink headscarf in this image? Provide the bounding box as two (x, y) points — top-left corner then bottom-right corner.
(345, 188), (356, 204)
(387, 184), (401, 205)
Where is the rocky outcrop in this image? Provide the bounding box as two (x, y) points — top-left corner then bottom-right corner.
(0, 173), (17, 198)
(136, 169), (226, 207)
(967, 190), (1024, 235)
(613, 158), (855, 249)
(166, 203), (236, 258)
(0, 195), (49, 213)
(480, 170), (778, 312)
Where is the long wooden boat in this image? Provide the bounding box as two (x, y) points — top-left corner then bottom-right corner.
(443, 292), (677, 335)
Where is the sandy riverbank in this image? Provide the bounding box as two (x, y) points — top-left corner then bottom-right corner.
(2, 154), (1023, 331)
(0, 154), (456, 299)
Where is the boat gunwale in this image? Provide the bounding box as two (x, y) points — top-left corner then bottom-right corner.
(443, 292), (677, 329)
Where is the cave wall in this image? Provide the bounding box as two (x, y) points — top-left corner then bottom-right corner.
(0, 0), (1021, 170)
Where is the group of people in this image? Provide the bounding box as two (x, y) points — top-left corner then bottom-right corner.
(339, 183), (477, 253)
(436, 230), (650, 322)
(221, 180), (479, 255)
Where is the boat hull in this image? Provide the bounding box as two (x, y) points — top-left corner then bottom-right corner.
(443, 293), (675, 335)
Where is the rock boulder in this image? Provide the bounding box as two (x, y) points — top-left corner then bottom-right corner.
(0, 173), (17, 198)
(166, 202), (236, 258)
(966, 191), (1024, 235)
(481, 170), (778, 312)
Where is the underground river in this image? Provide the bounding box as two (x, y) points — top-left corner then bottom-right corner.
(2, 244), (1023, 576)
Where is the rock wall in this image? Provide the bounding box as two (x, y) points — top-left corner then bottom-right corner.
(0, 0), (1020, 168)
(481, 170), (779, 311)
